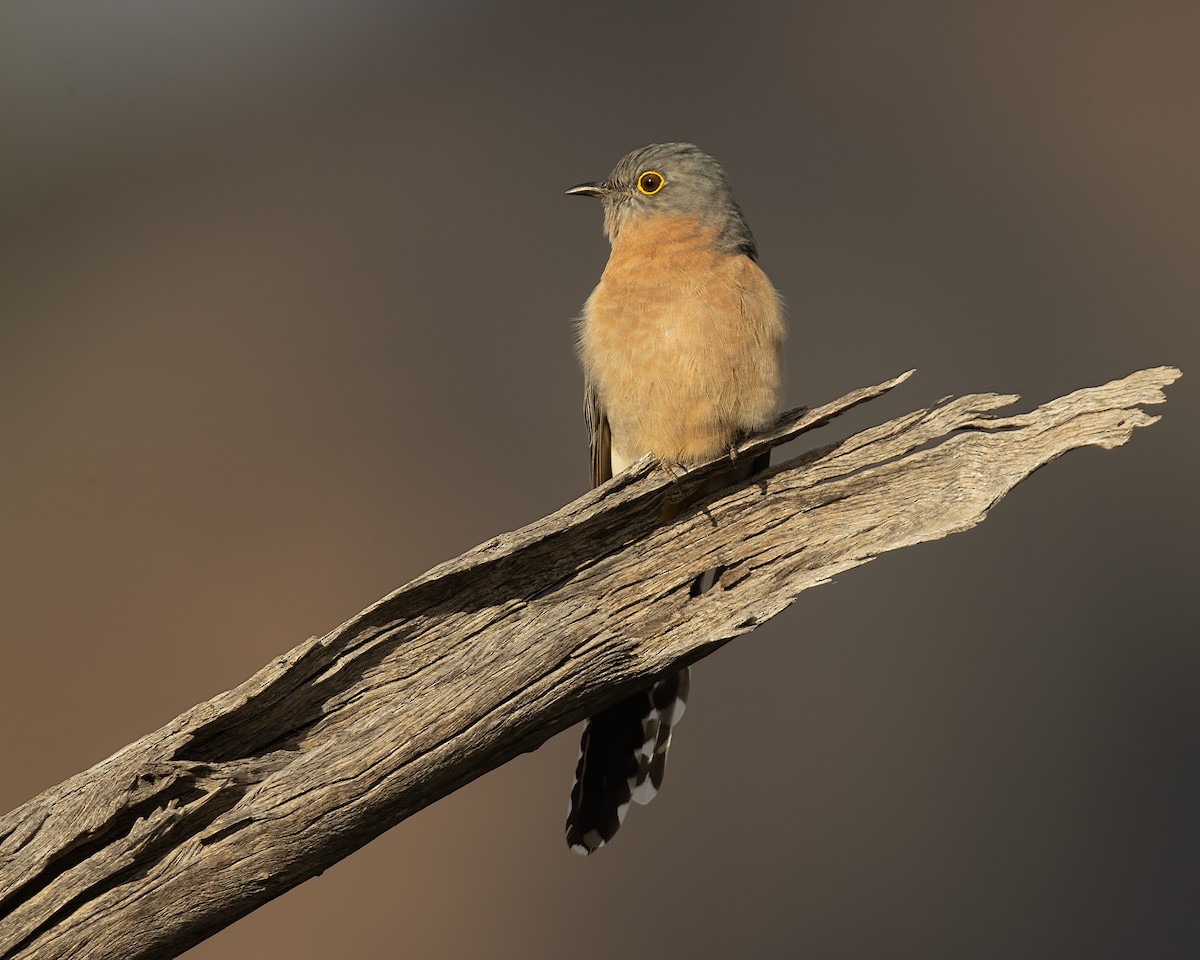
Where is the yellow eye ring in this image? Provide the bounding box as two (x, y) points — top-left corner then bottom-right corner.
(637, 170), (665, 195)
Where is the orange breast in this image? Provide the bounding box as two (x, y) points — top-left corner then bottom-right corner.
(579, 215), (784, 470)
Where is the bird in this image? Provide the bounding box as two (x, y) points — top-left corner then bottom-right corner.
(564, 142), (786, 855)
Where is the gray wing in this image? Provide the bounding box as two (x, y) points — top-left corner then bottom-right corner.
(585, 378), (612, 487)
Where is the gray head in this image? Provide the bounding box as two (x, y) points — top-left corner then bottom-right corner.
(566, 142), (757, 259)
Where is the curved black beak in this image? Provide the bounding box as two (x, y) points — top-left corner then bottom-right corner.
(565, 181), (606, 198)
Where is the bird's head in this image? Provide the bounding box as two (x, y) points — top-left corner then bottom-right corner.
(566, 142), (756, 259)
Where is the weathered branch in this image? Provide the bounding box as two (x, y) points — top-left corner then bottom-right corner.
(0, 366), (1179, 960)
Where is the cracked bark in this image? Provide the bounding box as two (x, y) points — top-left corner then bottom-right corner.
(0, 366), (1180, 960)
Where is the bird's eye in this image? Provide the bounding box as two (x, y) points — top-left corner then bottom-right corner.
(637, 171), (665, 195)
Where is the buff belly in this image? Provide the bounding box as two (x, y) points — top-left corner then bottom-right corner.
(578, 218), (784, 473)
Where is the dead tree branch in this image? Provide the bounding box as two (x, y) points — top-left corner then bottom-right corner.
(0, 366), (1180, 960)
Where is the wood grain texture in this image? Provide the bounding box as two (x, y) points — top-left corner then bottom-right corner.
(0, 366), (1180, 960)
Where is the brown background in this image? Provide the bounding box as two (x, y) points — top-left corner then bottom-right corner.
(2, 2), (1197, 957)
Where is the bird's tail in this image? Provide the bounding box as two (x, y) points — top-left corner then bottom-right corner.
(565, 668), (690, 855)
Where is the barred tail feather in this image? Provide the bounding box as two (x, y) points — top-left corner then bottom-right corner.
(633, 668), (689, 804)
(565, 669), (691, 855)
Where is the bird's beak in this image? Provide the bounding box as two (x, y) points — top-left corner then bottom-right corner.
(565, 181), (606, 198)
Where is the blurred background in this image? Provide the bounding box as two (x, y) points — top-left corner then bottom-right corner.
(2, 1), (1197, 956)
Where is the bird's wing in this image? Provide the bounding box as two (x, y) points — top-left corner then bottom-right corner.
(585, 377), (612, 486)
